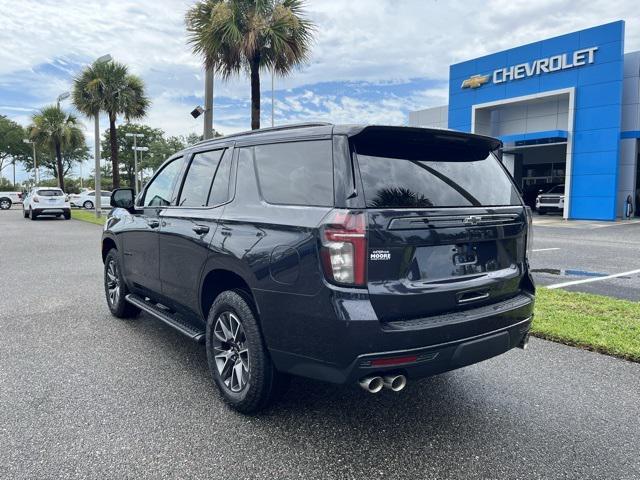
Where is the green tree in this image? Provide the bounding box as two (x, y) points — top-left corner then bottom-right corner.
(72, 59), (150, 188)
(0, 115), (29, 175)
(28, 105), (85, 192)
(186, 0), (315, 130)
(100, 123), (165, 187)
(22, 143), (89, 182)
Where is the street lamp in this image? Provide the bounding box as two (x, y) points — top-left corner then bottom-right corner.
(133, 146), (149, 194)
(126, 133), (145, 194)
(23, 139), (38, 185)
(57, 91), (70, 108)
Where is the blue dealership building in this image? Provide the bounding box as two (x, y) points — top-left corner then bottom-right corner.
(409, 21), (640, 220)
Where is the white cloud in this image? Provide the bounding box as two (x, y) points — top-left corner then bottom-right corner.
(0, 0), (639, 140)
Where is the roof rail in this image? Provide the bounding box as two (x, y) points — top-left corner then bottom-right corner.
(194, 122), (333, 145)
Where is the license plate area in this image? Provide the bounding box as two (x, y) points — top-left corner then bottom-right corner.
(407, 240), (516, 282)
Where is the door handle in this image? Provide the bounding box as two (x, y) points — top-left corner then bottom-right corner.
(147, 219), (160, 228)
(192, 224), (210, 235)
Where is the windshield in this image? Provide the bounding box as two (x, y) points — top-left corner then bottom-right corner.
(37, 189), (63, 197)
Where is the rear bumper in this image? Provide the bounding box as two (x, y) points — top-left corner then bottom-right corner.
(261, 288), (534, 384)
(33, 207), (70, 215)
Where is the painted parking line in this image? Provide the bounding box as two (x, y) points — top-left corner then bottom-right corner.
(532, 248), (561, 252)
(546, 268), (640, 290)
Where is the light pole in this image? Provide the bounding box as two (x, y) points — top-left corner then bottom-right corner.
(126, 133), (144, 194)
(91, 54), (113, 218)
(133, 146), (149, 193)
(23, 139), (38, 185)
(57, 92), (70, 109)
(271, 69), (275, 127)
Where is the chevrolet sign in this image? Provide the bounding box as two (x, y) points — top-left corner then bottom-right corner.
(461, 46), (598, 89)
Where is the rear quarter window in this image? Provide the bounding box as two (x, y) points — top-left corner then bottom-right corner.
(254, 140), (333, 206)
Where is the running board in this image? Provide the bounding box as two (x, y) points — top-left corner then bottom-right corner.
(125, 294), (205, 343)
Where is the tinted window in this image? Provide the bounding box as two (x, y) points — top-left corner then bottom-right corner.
(254, 140), (333, 206)
(208, 151), (232, 205)
(178, 150), (224, 207)
(144, 157), (182, 207)
(549, 185), (564, 194)
(37, 189), (63, 197)
(357, 152), (520, 208)
(101, 191), (111, 197)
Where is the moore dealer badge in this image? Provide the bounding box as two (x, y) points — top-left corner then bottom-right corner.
(370, 249), (391, 261)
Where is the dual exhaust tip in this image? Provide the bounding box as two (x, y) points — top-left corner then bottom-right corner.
(359, 374), (407, 393)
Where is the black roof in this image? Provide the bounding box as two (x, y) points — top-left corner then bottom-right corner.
(190, 122), (502, 151)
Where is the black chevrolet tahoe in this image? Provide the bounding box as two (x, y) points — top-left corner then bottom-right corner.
(102, 123), (535, 413)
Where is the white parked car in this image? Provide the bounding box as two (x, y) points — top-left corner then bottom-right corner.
(68, 188), (90, 207)
(73, 190), (112, 210)
(22, 187), (71, 220)
(0, 191), (23, 210)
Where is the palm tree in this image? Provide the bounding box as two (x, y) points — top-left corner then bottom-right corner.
(29, 105), (84, 192)
(71, 60), (149, 188)
(186, 0), (315, 130)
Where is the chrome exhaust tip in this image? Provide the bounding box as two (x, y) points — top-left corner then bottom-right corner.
(518, 333), (530, 350)
(383, 374), (407, 392)
(359, 375), (384, 393)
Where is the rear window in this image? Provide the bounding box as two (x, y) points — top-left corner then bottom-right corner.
(355, 138), (520, 208)
(254, 140), (333, 206)
(37, 189), (63, 197)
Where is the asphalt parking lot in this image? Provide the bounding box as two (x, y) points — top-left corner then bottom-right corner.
(531, 214), (640, 300)
(1, 208), (639, 479)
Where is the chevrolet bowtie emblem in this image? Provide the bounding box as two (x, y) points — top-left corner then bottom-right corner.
(461, 74), (489, 89)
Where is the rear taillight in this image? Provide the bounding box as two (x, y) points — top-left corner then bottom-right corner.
(524, 206), (533, 260)
(320, 210), (367, 286)
(33, 196), (39, 203)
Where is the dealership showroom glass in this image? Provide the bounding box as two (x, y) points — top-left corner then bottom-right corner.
(410, 21), (640, 221)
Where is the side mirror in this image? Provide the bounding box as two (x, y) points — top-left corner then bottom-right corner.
(111, 188), (135, 209)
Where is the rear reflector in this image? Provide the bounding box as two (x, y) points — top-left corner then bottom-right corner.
(370, 355), (418, 367)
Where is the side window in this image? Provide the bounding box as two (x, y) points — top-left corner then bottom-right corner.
(178, 150), (224, 207)
(254, 140), (333, 206)
(144, 157), (183, 207)
(208, 151), (232, 206)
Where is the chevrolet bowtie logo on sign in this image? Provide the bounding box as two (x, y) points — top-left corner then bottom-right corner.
(461, 74), (489, 89)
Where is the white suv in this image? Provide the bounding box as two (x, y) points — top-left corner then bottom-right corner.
(22, 187), (71, 220)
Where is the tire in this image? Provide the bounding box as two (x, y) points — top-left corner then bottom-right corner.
(104, 249), (140, 318)
(30, 208), (37, 220)
(538, 209), (546, 215)
(64, 210), (71, 220)
(206, 289), (289, 414)
(0, 198), (11, 210)
(83, 200), (94, 210)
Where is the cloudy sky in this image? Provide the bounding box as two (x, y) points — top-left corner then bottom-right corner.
(1, 0), (639, 182)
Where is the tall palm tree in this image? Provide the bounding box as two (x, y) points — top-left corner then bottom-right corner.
(71, 60), (149, 188)
(186, 0), (315, 130)
(29, 105), (84, 192)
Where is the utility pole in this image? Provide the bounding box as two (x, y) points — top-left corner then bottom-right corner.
(204, 68), (214, 139)
(23, 139), (38, 185)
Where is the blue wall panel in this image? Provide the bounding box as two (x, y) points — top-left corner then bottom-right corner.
(448, 21), (625, 220)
